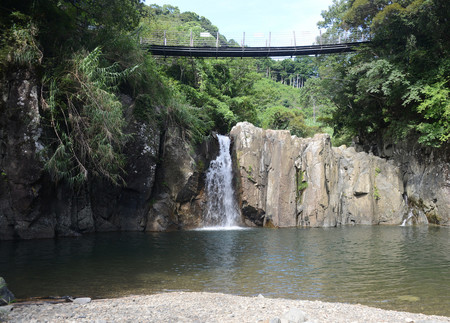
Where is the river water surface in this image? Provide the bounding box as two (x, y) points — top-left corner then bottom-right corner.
(1, 226), (449, 316)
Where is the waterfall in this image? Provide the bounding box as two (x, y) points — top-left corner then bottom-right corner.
(204, 135), (241, 228)
(401, 193), (415, 226)
(401, 194), (411, 226)
(401, 211), (414, 226)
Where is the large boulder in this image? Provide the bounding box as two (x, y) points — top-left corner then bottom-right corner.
(331, 146), (408, 226)
(0, 277), (15, 305)
(231, 124), (301, 227)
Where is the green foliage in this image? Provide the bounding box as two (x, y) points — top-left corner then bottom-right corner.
(134, 94), (161, 123)
(1, 1), (144, 59)
(253, 78), (302, 110)
(136, 4), (334, 140)
(296, 169), (308, 203)
(260, 106), (310, 138)
(158, 56), (262, 134)
(44, 48), (133, 185)
(414, 81), (450, 147)
(73, 0), (143, 32)
(165, 99), (214, 144)
(256, 57), (316, 86)
(375, 167), (381, 176)
(246, 165), (255, 181)
(0, 12), (42, 71)
(196, 160), (205, 172)
(316, 0), (450, 148)
(9, 0), (450, 197)
(297, 170), (308, 192)
(229, 96), (258, 125)
(140, 4), (233, 46)
(373, 185), (381, 200)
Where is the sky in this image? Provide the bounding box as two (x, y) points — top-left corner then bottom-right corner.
(144, 0), (335, 45)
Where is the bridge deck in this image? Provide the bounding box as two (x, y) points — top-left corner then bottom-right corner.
(142, 42), (368, 57)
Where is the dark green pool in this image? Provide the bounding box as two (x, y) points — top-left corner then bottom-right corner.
(1, 226), (449, 316)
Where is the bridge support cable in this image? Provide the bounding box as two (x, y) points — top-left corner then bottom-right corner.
(140, 30), (369, 58)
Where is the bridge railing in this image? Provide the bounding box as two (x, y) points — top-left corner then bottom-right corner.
(140, 30), (368, 48)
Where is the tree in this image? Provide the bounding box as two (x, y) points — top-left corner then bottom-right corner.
(315, 0), (450, 147)
(260, 106), (310, 137)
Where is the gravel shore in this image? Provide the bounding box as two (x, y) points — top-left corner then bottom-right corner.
(4, 292), (450, 323)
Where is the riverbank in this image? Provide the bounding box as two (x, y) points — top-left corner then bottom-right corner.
(5, 292), (450, 322)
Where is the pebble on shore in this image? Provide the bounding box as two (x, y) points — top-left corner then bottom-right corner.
(6, 292), (450, 323)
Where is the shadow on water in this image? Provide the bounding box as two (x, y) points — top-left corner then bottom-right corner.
(1, 226), (449, 316)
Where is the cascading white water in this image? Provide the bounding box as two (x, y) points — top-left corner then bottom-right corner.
(400, 194), (425, 226)
(204, 135), (241, 227)
(401, 211), (414, 226)
(400, 194), (413, 226)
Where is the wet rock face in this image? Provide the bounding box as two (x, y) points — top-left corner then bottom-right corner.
(0, 77), (164, 239)
(230, 125), (301, 227)
(100, 117), (161, 232)
(230, 122), (442, 227)
(0, 70), (47, 239)
(394, 145), (449, 226)
(331, 146), (408, 227)
(355, 136), (450, 226)
(0, 69), (167, 239)
(0, 69), (215, 239)
(145, 129), (220, 231)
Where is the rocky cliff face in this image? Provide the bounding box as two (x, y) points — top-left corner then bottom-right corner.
(0, 70), (45, 239)
(0, 71), (217, 240)
(2, 71), (448, 240)
(354, 137), (450, 226)
(230, 122), (445, 227)
(145, 128), (219, 232)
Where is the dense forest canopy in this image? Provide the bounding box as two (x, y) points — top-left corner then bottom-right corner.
(318, 0), (450, 147)
(1, 0), (448, 185)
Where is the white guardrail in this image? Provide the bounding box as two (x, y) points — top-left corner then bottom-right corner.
(140, 30), (368, 48)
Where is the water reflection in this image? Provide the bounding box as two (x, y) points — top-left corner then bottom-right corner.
(1, 226), (449, 316)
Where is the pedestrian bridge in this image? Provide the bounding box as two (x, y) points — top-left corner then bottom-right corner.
(140, 30), (369, 57)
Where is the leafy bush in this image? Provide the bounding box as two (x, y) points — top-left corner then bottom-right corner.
(0, 12), (42, 71)
(260, 106), (309, 137)
(415, 81), (450, 147)
(44, 48), (135, 186)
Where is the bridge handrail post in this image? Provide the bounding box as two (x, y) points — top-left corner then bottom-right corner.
(293, 31), (296, 47)
(190, 30), (193, 47)
(164, 30), (167, 46)
(319, 30), (322, 46)
(216, 32), (219, 48)
(266, 32), (271, 57)
(242, 32), (245, 48)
